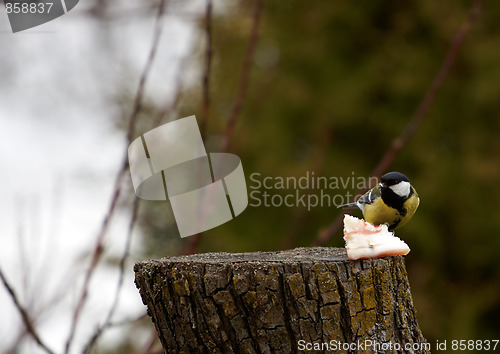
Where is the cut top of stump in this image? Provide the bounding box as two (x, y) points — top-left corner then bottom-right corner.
(137, 247), (349, 266)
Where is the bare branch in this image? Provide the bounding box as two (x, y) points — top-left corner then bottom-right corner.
(370, 0), (484, 180)
(313, 0), (484, 246)
(126, 0), (167, 143)
(186, 0), (264, 255)
(63, 172), (123, 354)
(64, 1), (167, 353)
(153, 74), (184, 126)
(183, 0), (214, 256)
(108, 312), (148, 328)
(0, 268), (55, 354)
(140, 330), (159, 354)
(281, 124), (334, 249)
(199, 0), (213, 139)
(82, 198), (140, 354)
(221, 0), (263, 153)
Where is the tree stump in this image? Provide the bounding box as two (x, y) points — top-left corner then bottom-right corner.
(134, 247), (429, 353)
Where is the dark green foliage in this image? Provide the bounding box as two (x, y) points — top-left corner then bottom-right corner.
(139, 0), (500, 345)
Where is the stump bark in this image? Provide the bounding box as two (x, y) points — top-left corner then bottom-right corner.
(134, 247), (428, 353)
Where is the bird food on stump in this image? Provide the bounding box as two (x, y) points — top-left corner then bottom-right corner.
(134, 247), (428, 353)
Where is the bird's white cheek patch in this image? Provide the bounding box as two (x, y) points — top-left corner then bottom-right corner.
(343, 215), (410, 260)
(389, 181), (410, 197)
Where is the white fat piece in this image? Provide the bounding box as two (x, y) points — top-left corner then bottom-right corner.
(389, 181), (411, 197)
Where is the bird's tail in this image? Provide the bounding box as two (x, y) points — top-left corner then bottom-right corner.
(337, 202), (358, 209)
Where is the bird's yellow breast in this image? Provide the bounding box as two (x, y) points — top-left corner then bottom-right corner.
(363, 189), (419, 230)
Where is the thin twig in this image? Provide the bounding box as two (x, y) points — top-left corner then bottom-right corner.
(313, 0), (483, 246)
(184, 0), (213, 255)
(370, 0), (483, 179)
(152, 47), (191, 127)
(0, 268), (55, 354)
(280, 124), (334, 249)
(200, 0), (213, 139)
(64, 169), (125, 354)
(108, 312), (148, 328)
(153, 73), (184, 127)
(126, 0), (167, 143)
(82, 198), (140, 354)
(221, 0), (263, 153)
(185, 0), (264, 255)
(64, 1), (167, 353)
(183, 0), (215, 256)
(140, 330), (159, 354)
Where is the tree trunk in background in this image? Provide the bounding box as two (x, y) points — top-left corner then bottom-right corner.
(134, 247), (429, 353)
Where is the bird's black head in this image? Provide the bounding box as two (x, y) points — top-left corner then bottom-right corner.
(381, 172), (410, 186)
(379, 172), (412, 210)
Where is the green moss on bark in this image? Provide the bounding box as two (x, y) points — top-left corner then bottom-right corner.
(135, 247), (428, 353)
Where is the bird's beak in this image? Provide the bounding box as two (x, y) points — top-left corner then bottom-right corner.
(378, 183), (384, 189)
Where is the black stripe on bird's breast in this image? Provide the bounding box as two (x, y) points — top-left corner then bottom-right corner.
(381, 188), (407, 215)
(389, 218), (402, 231)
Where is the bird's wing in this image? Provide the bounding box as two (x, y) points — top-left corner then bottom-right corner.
(357, 185), (381, 206)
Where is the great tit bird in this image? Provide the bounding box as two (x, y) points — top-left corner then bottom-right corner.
(338, 172), (419, 231)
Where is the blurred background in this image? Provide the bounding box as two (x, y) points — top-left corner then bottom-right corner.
(1, 0), (499, 352)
